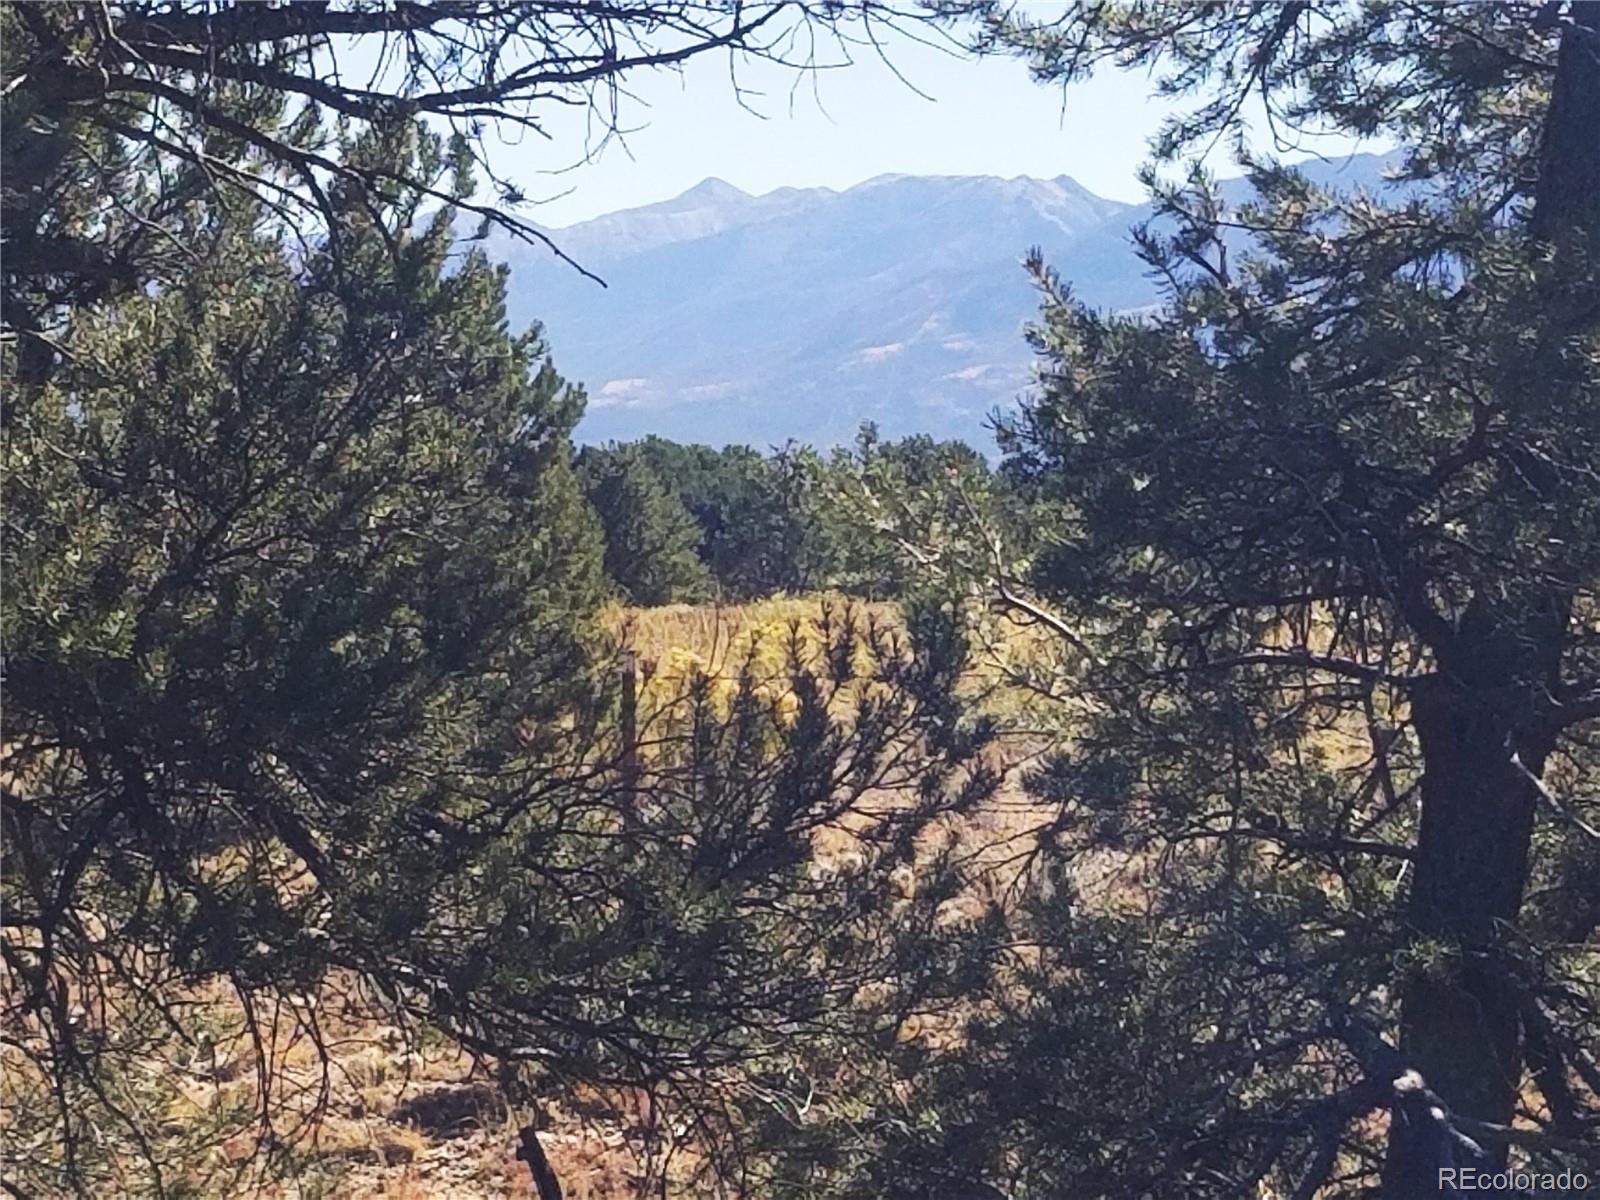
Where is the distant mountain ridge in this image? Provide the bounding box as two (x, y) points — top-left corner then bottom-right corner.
(484, 154), (1393, 448)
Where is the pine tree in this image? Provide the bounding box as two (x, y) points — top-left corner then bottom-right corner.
(746, 443), (842, 596)
(828, 425), (1010, 599)
(808, 4), (1600, 1196)
(599, 438), (855, 600)
(625, 438), (776, 596)
(1, 121), (599, 1185)
(1, 107), (1008, 1198)
(579, 444), (714, 604)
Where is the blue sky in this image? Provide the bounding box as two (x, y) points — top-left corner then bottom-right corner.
(493, 28), (1371, 229)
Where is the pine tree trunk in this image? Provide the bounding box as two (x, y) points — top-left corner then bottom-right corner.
(1530, 1), (1600, 246)
(1384, 679), (1545, 1195)
(1384, 598), (1567, 1194)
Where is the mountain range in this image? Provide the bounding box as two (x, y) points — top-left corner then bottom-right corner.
(483, 153), (1393, 449)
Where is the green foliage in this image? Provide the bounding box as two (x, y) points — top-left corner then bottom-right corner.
(591, 430), (1019, 604)
(798, 4), (1600, 1196)
(0, 114), (1005, 1195)
(1, 121), (604, 1191)
(11, 4), (1600, 1197)
(589, 438), (848, 600)
(825, 424), (1022, 600)
(628, 437), (806, 596)
(455, 599), (1000, 1099)
(578, 443), (713, 604)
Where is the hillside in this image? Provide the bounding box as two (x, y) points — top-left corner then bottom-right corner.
(486, 154), (1395, 448)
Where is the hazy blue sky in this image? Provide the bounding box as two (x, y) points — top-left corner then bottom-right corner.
(493, 28), (1370, 228)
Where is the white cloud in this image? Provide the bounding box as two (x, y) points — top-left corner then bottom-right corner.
(852, 342), (905, 364)
(591, 377), (651, 408)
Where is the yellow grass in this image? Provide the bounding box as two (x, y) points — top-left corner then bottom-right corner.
(606, 590), (1072, 729)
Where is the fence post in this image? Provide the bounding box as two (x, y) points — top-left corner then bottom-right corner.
(619, 649), (639, 800)
(516, 1123), (564, 1200)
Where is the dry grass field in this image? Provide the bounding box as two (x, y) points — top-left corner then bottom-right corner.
(608, 591), (1074, 863)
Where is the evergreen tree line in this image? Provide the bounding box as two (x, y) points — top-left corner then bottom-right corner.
(576, 434), (1014, 605)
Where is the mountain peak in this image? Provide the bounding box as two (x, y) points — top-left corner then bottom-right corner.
(681, 177), (748, 203)
(496, 156), (1400, 448)
(1050, 173), (1096, 195)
